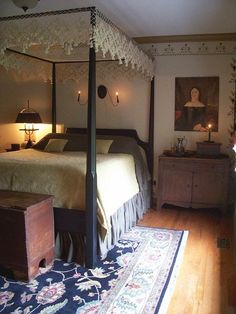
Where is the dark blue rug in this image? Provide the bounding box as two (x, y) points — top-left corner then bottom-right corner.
(0, 226), (188, 313)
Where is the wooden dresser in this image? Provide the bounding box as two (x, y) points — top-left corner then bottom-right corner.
(157, 155), (230, 213)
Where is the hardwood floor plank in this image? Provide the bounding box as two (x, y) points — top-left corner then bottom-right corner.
(138, 206), (236, 314)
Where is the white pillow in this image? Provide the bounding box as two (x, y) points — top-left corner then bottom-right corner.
(44, 139), (68, 152)
(96, 139), (113, 154)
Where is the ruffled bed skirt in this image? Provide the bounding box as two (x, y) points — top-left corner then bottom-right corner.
(99, 186), (150, 258)
(55, 185), (151, 265)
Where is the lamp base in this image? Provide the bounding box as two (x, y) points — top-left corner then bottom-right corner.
(25, 139), (33, 149)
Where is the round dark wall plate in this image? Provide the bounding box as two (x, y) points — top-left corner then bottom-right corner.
(97, 85), (107, 99)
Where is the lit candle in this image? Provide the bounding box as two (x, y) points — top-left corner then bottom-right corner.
(77, 90), (81, 102)
(116, 91), (119, 104)
(208, 123), (212, 142)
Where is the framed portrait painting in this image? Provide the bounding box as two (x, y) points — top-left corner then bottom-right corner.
(175, 76), (219, 131)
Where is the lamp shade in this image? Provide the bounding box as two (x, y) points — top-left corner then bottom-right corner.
(15, 108), (42, 124)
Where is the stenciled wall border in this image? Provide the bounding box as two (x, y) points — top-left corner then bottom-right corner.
(141, 41), (236, 57)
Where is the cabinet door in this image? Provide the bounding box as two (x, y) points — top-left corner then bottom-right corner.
(192, 168), (225, 205)
(162, 169), (192, 203)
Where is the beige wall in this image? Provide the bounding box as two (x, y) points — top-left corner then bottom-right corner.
(0, 69), (52, 149)
(56, 76), (150, 136)
(153, 54), (233, 181)
(0, 54), (233, 177)
(0, 65), (150, 149)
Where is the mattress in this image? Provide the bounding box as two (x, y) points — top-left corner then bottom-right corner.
(0, 149), (139, 233)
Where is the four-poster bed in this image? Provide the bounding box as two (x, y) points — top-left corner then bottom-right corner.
(0, 7), (155, 268)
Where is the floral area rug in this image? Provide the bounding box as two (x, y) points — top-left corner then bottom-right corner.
(0, 226), (188, 314)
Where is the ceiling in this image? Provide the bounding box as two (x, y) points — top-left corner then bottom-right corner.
(0, 0), (236, 41)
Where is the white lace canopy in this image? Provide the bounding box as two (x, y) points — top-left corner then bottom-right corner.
(0, 7), (154, 79)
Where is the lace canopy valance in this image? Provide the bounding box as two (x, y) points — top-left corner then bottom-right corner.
(0, 7), (154, 78)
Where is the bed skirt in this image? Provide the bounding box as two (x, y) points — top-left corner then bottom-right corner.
(99, 186), (150, 258)
(55, 185), (151, 265)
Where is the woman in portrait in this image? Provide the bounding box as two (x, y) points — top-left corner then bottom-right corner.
(184, 87), (207, 131)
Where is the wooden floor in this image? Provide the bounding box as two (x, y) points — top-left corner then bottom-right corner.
(138, 205), (236, 314)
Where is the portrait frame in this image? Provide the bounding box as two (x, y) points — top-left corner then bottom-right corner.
(175, 76), (219, 131)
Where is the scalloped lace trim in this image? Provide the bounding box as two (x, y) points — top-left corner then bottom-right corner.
(0, 10), (154, 78)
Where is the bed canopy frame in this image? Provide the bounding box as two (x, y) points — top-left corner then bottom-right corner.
(0, 7), (155, 268)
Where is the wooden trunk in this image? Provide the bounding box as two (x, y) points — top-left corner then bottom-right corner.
(196, 141), (221, 156)
(0, 190), (54, 281)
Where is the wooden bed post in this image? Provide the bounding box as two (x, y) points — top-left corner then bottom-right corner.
(52, 62), (57, 133)
(149, 76), (155, 207)
(86, 7), (97, 268)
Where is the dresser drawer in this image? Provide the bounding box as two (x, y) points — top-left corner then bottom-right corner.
(160, 158), (195, 172)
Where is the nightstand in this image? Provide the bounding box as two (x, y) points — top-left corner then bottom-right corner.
(6, 144), (21, 152)
(5, 149), (22, 152)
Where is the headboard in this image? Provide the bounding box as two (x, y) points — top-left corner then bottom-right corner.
(66, 128), (152, 177)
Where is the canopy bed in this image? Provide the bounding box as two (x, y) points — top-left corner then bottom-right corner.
(0, 7), (155, 268)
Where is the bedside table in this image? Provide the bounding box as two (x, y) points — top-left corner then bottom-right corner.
(6, 144), (21, 152)
(5, 149), (21, 152)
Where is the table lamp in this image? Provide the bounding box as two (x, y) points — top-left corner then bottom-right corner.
(15, 101), (42, 148)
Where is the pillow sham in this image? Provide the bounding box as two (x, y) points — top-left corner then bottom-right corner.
(44, 138), (68, 152)
(96, 139), (113, 154)
(33, 133), (87, 152)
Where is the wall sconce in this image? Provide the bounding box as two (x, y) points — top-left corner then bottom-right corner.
(77, 90), (81, 103)
(77, 85), (120, 106)
(116, 92), (119, 105)
(77, 90), (87, 106)
(97, 85), (120, 106)
(15, 101), (42, 148)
